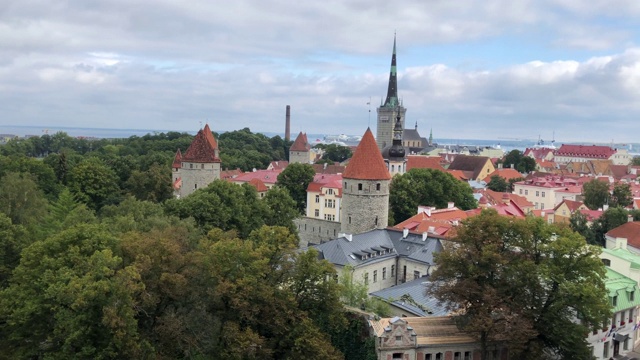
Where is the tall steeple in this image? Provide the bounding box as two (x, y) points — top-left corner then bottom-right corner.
(383, 34), (398, 108)
(376, 35), (406, 151)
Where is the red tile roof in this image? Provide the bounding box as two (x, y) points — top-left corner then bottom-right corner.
(220, 168), (243, 180)
(448, 155), (492, 180)
(312, 163), (345, 174)
(248, 178), (269, 192)
(290, 132), (310, 152)
(556, 144), (615, 159)
(343, 128), (391, 180)
(606, 222), (640, 248)
(553, 199), (585, 212)
(232, 169), (282, 185)
(406, 155), (444, 171)
(524, 147), (555, 160)
(172, 149), (182, 169)
(482, 168), (523, 183)
(268, 161), (289, 170)
(579, 209), (603, 221)
(182, 124), (221, 163)
(446, 169), (469, 181)
(307, 173), (343, 197)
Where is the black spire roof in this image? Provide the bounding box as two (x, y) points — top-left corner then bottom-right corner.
(383, 35), (398, 108)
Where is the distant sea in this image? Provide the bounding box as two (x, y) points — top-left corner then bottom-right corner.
(2, 125), (638, 155)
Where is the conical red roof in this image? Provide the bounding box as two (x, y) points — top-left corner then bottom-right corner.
(183, 124), (221, 163)
(172, 149), (183, 169)
(290, 132), (310, 151)
(343, 128), (391, 180)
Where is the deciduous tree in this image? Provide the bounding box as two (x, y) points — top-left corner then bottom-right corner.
(486, 175), (508, 192)
(582, 178), (610, 210)
(611, 182), (633, 208)
(276, 163), (315, 214)
(429, 210), (610, 360)
(389, 168), (476, 224)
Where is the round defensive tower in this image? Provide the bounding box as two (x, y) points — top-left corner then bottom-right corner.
(341, 128), (392, 234)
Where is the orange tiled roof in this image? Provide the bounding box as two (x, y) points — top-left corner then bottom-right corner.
(406, 155), (444, 171)
(248, 178), (269, 192)
(173, 177), (182, 190)
(221, 168), (243, 180)
(233, 169), (282, 185)
(290, 132), (310, 152)
(343, 128), (391, 180)
(483, 168), (523, 183)
(446, 169), (468, 181)
(182, 124), (221, 163)
(554, 199), (585, 212)
(172, 149), (182, 169)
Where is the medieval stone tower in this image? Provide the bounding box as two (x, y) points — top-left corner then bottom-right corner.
(289, 131), (311, 164)
(381, 113), (407, 176)
(172, 124), (221, 198)
(376, 35), (406, 151)
(341, 128), (392, 234)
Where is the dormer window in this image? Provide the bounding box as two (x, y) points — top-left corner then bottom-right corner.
(613, 296), (618, 306)
(602, 259), (611, 267)
(631, 291), (635, 302)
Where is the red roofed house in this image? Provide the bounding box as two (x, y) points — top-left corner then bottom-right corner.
(289, 132), (312, 164)
(554, 144), (632, 165)
(446, 155), (495, 182)
(605, 219), (640, 253)
(173, 124), (222, 198)
(230, 169), (282, 189)
(512, 175), (581, 211)
(553, 199), (588, 224)
(341, 128), (392, 234)
(524, 147), (555, 161)
(267, 161), (289, 170)
(247, 178), (269, 198)
(306, 173), (343, 222)
(393, 203), (470, 237)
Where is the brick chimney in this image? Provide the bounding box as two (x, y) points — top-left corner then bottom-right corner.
(285, 105), (291, 141)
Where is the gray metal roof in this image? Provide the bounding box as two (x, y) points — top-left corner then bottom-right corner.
(370, 278), (449, 317)
(313, 228), (442, 267)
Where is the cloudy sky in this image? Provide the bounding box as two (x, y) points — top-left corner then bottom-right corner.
(3, 0), (640, 143)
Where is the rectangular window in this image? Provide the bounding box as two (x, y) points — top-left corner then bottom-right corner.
(373, 270), (377, 283)
(630, 308), (634, 322)
(542, 191), (545, 197)
(454, 352), (461, 360)
(383, 267), (386, 280)
(327, 189), (333, 195)
(525, 190), (528, 195)
(358, 183), (363, 191)
(314, 209), (319, 217)
(541, 203), (544, 210)
(426, 355), (432, 360)
(464, 352), (471, 360)
(631, 291), (635, 302)
(364, 273), (368, 285)
(613, 296), (618, 306)
(376, 183), (381, 191)
(519, 189), (522, 194)
(624, 338), (629, 350)
(612, 313), (617, 327)
(536, 191), (539, 196)
(315, 195), (320, 203)
(391, 265), (395, 277)
(604, 341), (609, 358)
(414, 271), (420, 280)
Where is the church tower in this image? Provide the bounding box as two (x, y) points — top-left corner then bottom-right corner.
(381, 113), (407, 176)
(341, 128), (392, 234)
(376, 35), (406, 151)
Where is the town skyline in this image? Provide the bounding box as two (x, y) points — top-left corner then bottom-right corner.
(3, 1), (640, 142)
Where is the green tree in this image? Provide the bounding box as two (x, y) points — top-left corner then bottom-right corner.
(318, 144), (352, 163)
(68, 157), (121, 210)
(0, 213), (28, 289)
(125, 164), (173, 203)
(263, 186), (299, 233)
(632, 157), (640, 166)
(582, 179), (611, 210)
(501, 150), (522, 170)
(486, 175), (508, 192)
(164, 180), (267, 238)
(569, 210), (596, 245)
(389, 168), (477, 224)
(0, 225), (149, 359)
(517, 156), (536, 173)
(429, 210), (610, 360)
(276, 163), (315, 214)
(0, 172), (48, 227)
(611, 182), (633, 208)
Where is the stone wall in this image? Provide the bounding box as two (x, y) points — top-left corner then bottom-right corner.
(376, 106), (406, 151)
(289, 150), (310, 164)
(177, 162), (221, 198)
(341, 178), (390, 234)
(295, 217), (341, 248)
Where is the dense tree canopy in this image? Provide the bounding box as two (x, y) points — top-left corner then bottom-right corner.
(314, 143), (352, 163)
(582, 178), (610, 210)
(500, 150), (536, 173)
(611, 182), (633, 208)
(389, 168), (477, 224)
(430, 210), (610, 360)
(486, 174), (508, 192)
(276, 163), (316, 214)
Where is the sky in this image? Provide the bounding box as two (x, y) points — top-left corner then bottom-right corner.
(3, 1), (640, 143)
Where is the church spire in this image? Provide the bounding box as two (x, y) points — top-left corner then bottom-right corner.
(383, 34), (398, 108)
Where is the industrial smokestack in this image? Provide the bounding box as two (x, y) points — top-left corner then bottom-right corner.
(285, 105), (291, 141)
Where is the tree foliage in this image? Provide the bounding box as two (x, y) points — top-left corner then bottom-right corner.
(582, 179), (610, 210)
(501, 150), (536, 173)
(276, 163), (316, 214)
(429, 210), (610, 360)
(0, 172), (48, 227)
(486, 175), (508, 192)
(389, 168), (477, 224)
(611, 182), (633, 208)
(315, 144), (352, 163)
